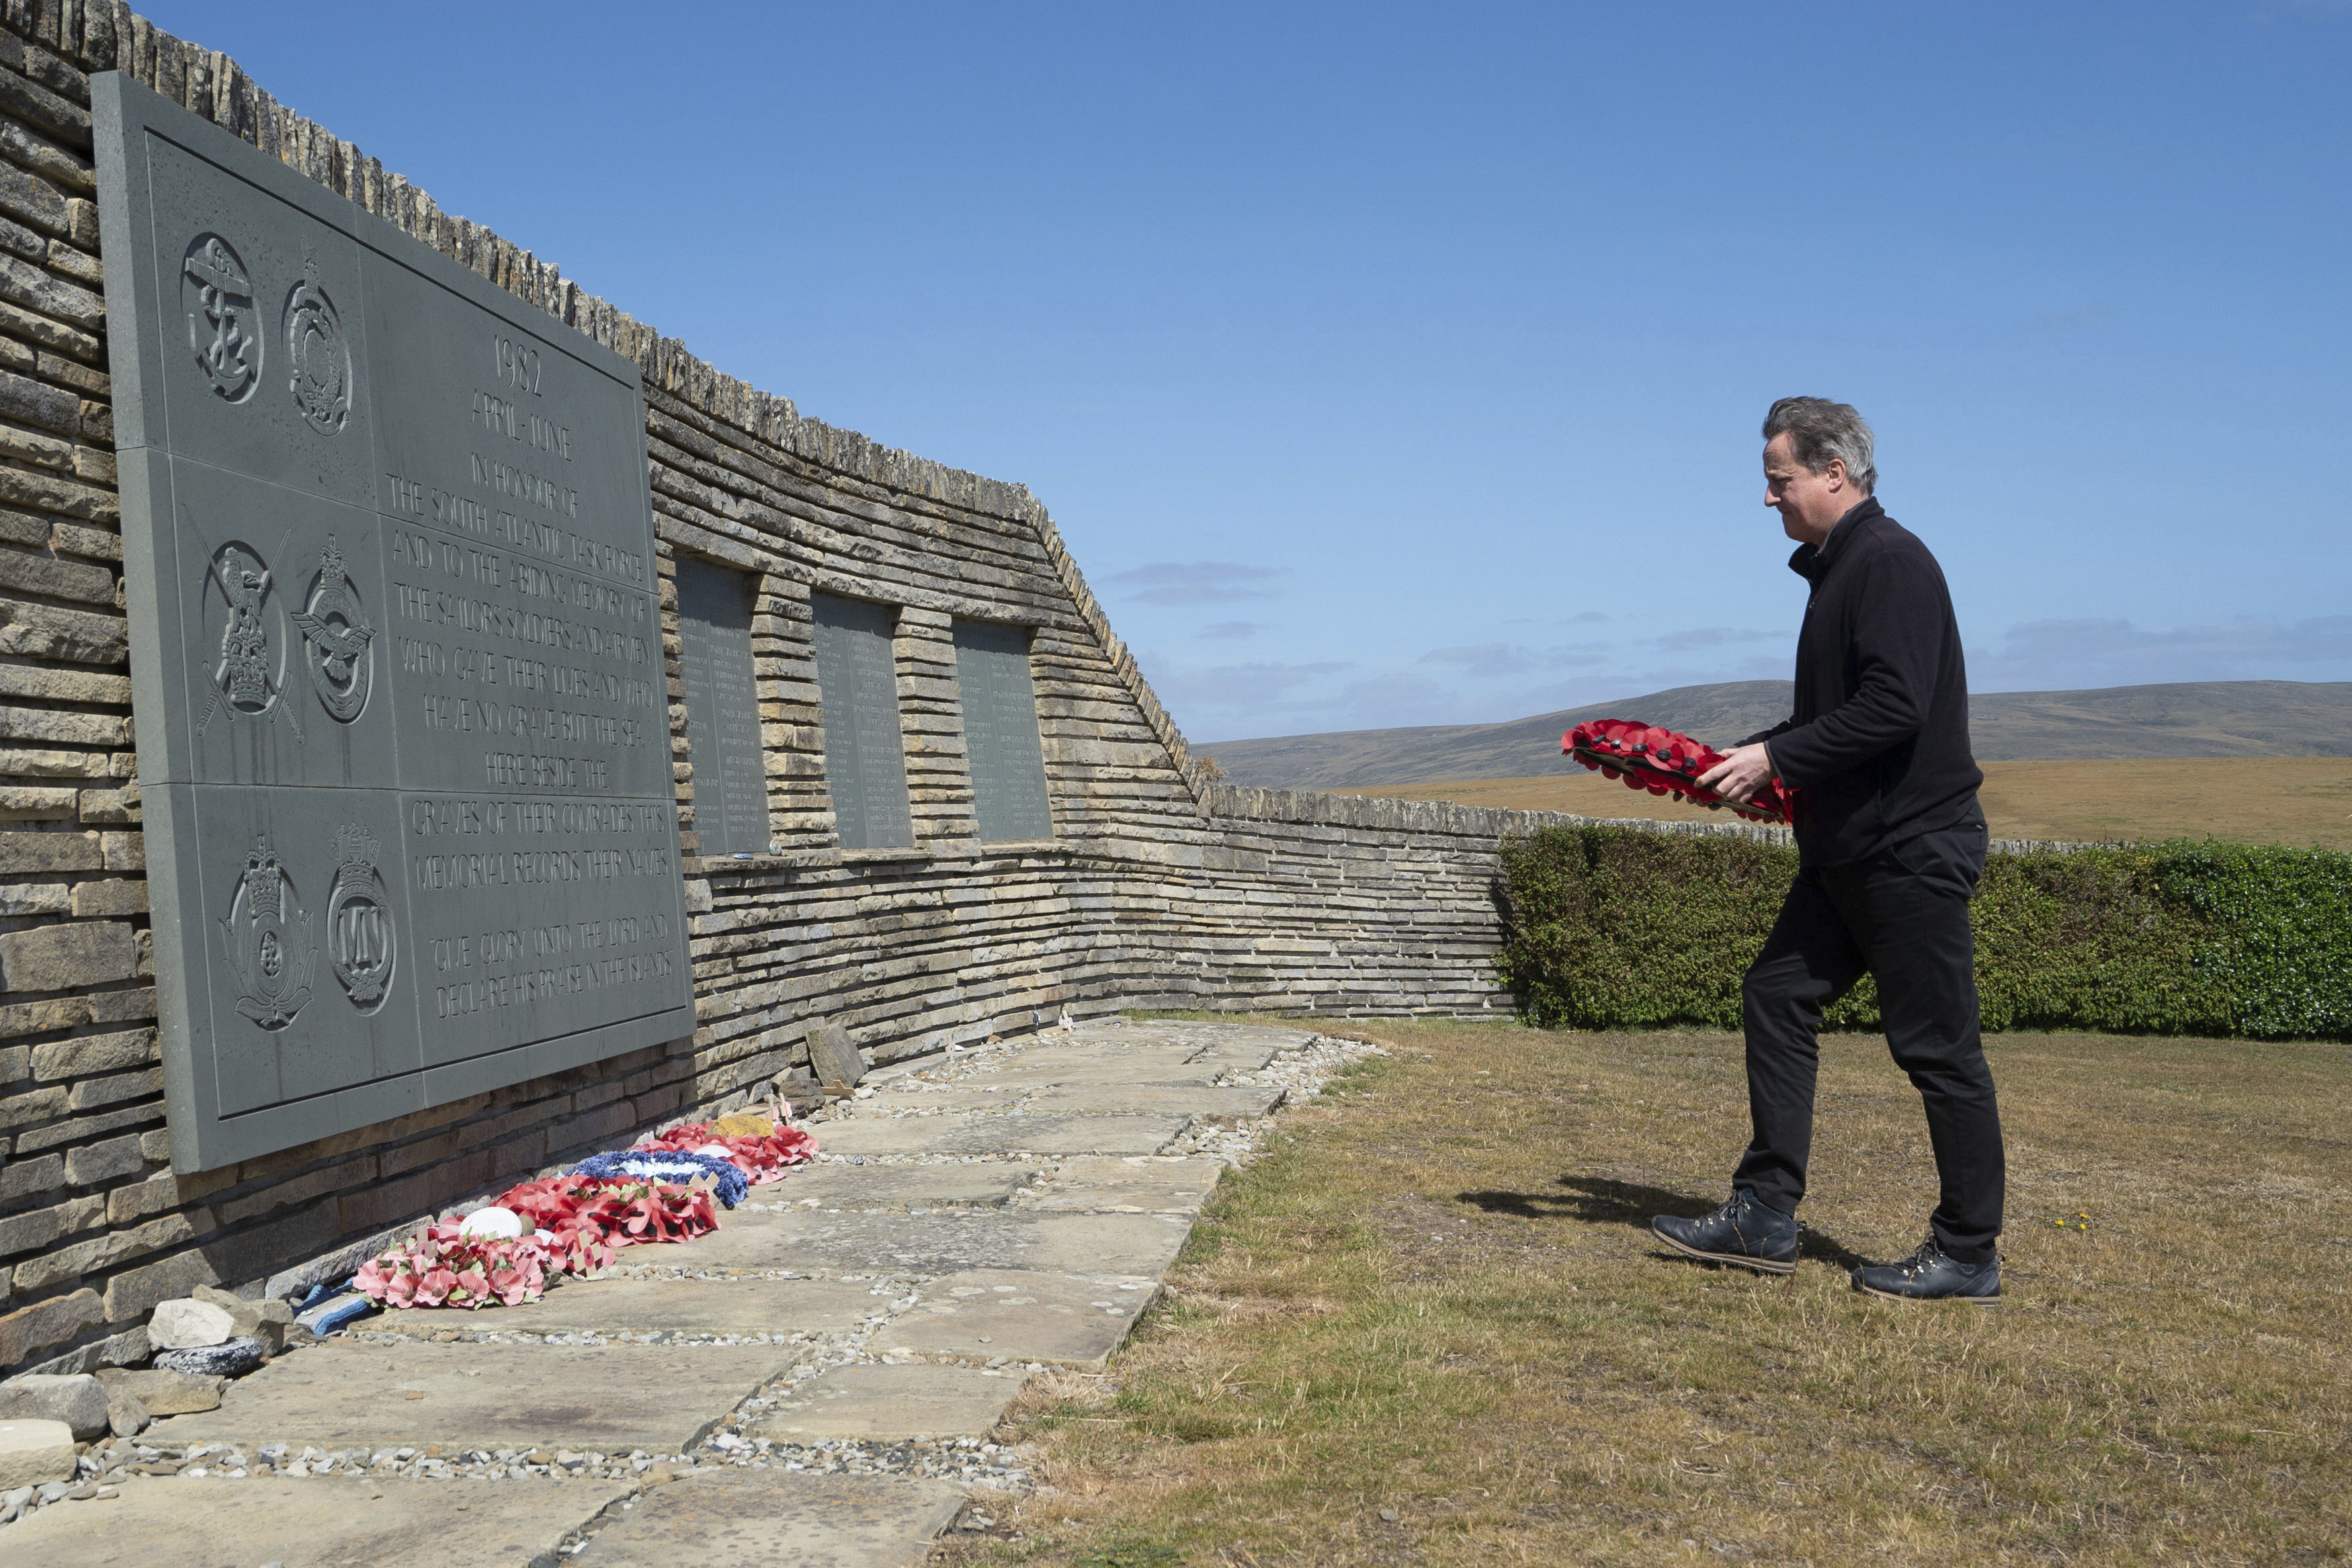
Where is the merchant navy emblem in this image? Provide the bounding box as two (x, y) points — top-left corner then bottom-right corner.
(326, 823), (392, 1012)
(198, 541), (302, 741)
(290, 535), (374, 722)
(283, 253), (351, 434)
(220, 834), (315, 1031)
(183, 234), (259, 402)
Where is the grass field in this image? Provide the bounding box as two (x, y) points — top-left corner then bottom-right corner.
(946, 1019), (2352, 1567)
(1332, 756), (2352, 851)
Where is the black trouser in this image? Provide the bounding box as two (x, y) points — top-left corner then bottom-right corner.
(1732, 820), (2005, 1262)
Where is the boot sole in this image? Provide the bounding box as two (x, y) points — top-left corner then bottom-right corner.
(1852, 1281), (2000, 1304)
(1652, 1225), (1796, 1276)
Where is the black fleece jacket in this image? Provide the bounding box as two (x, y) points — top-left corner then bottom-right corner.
(1741, 498), (1983, 867)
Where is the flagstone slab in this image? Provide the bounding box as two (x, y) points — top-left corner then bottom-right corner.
(573, 1467), (963, 1567)
(935, 1049), (1220, 1090)
(0, 1474), (628, 1567)
(891, 1270), (1159, 1370)
(1028, 1156), (1225, 1214)
(746, 1364), (1021, 1442)
(1016, 1084), (1283, 1120)
(684, 1208), (1195, 1278)
(747, 1163), (1032, 1211)
(144, 1340), (790, 1453)
(814, 1113), (1187, 1158)
(367, 1275), (889, 1340)
(862, 1084), (1278, 1121)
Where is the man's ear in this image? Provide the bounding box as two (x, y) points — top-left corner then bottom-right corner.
(1823, 458), (1851, 491)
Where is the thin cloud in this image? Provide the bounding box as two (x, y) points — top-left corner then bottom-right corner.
(1421, 643), (1538, 677)
(1109, 561), (1285, 606)
(1157, 660), (1349, 709)
(1200, 620), (1269, 640)
(1972, 615), (2352, 690)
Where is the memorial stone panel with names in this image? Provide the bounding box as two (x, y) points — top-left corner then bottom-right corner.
(810, 594), (913, 851)
(95, 75), (694, 1171)
(674, 557), (770, 858)
(952, 620), (1054, 842)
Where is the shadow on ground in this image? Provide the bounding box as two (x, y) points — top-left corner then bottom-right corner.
(1458, 1174), (1874, 1270)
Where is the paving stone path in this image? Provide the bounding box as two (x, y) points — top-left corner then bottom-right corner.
(0, 1018), (1373, 1568)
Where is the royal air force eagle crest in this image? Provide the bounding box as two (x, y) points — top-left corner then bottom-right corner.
(220, 834), (315, 1031)
(326, 823), (393, 1011)
(291, 535), (374, 722)
(183, 234), (259, 402)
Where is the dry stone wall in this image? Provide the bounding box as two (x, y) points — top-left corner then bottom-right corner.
(0, 1), (1714, 1377)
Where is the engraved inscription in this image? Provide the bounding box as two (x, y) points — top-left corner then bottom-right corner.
(812, 593), (913, 851)
(405, 795), (680, 1022)
(182, 232), (259, 402)
(290, 534), (374, 722)
(386, 521), (659, 791)
(198, 540), (302, 742)
(327, 822), (393, 1010)
(283, 253), (352, 434)
(954, 619), (1054, 842)
(220, 834), (314, 1031)
(675, 558), (769, 857)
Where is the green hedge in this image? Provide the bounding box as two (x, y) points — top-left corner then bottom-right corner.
(1493, 826), (2352, 1039)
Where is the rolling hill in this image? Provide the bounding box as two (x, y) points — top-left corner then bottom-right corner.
(1197, 681), (2352, 789)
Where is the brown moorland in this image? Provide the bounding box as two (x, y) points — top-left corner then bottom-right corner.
(1331, 756), (2352, 851)
(944, 1018), (2351, 1568)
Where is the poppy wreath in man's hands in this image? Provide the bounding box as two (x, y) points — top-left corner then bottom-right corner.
(1563, 719), (1792, 825)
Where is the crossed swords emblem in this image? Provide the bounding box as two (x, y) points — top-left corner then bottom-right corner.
(195, 533), (377, 738)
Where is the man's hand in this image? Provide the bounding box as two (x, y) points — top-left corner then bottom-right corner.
(1696, 742), (1777, 803)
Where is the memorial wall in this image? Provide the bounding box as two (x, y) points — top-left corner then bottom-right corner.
(0, 3), (1614, 1377)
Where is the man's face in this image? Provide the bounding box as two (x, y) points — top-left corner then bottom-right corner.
(1762, 431), (1853, 545)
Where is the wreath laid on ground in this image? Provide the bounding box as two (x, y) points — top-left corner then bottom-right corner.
(1562, 718), (1792, 825)
(349, 1113), (819, 1311)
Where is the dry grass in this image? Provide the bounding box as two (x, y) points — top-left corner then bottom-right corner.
(1335, 756), (2352, 851)
(941, 1020), (2352, 1567)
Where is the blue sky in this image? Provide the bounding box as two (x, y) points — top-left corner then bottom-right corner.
(146, 2), (2352, 742)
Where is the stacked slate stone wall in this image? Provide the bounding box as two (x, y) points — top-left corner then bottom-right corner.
(0, 1), (1738, 1377)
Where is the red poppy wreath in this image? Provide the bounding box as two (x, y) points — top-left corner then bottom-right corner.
(1562, 718), (1792, 825)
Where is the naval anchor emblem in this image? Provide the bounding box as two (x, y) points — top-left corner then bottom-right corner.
(198, 541), (302, 741)
(326, 823), (392, 1011)
(220, 834), (315, 1031)
(183, 234), (259, 402)
(284, 253), (351, 434)
(290, 535), (374, 721)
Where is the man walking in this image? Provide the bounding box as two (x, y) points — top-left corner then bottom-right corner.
(1654, 396), (2005, 1302)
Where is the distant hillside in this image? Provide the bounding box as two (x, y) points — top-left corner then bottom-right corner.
(1198, 681), (2352, 789)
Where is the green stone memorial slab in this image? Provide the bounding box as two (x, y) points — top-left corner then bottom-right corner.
(675, 556), (769, 857)
(95, 74), (692, 1171)
(952, 618), (1052, 842)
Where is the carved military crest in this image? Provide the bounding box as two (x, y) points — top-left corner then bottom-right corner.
(283, 252), (351, 434)
(198, 541), (302, 741)
(326, 822), (392, 1011)
(220, 834), (315, 1031)
(290, 535), (373, 722)
(182, 233), (259, 402)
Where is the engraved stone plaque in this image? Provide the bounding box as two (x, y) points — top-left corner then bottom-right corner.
(674, 557), (769, 858)
(96, 75), (693, 1170)
(952, 620), (1054, 842)
(810, 593), (913, 851)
